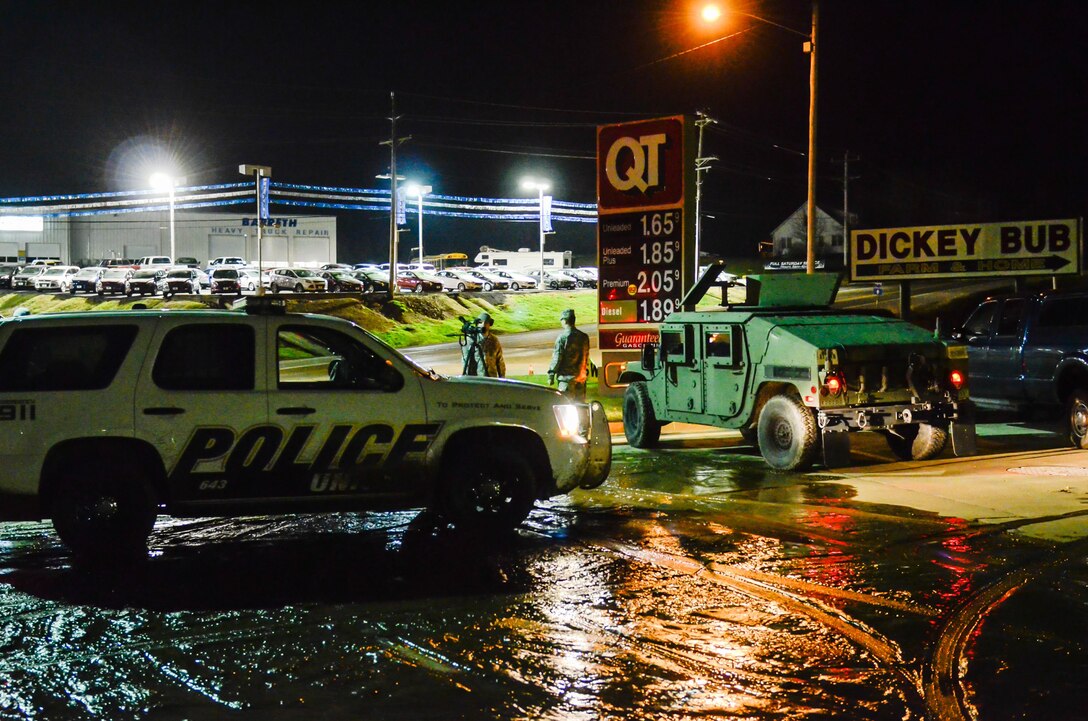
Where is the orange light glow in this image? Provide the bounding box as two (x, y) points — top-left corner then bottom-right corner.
(701, 3), (722, 23)
(949, 369), (965, 390)
(826, 375), (842, 395)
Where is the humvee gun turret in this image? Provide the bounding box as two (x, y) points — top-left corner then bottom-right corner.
(619, 262), (976, 470)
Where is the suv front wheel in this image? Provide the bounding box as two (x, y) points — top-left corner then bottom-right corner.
(438, 446), (536, 532)
(1068, 389), (1088, 449)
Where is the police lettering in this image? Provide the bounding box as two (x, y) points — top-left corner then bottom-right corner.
(169, 423), (440, 483)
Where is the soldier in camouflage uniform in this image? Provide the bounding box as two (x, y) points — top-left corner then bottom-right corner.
(548, 308), (590, 400)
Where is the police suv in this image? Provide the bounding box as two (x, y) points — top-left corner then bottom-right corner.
(0, 298), (611, 560)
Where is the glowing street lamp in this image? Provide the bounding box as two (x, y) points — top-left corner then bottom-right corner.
(403, 183), (433, 265)
(520, 178), (550, 283)
(149, 172), (186, 263)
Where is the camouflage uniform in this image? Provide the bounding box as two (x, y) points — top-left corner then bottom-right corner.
(548, 309), (590, 401)
(462, 311), (506, 378)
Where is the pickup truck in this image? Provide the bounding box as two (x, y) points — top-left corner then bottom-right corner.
(951, 288), (1088, 448)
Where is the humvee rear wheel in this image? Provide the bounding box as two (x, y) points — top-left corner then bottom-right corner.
(885, 423), (948, 460)
(439, 446), (537, 532)
(623, 382), (661, 448)
(1067, 390), (1088, 449)
(49, 459), (157, 562)
(757, 395), (817, 471)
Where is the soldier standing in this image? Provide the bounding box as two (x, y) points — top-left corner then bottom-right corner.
(548, 308), (590, 400)
(463, 311), (506, 378)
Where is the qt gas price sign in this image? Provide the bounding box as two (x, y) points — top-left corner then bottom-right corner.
(599, 208), (683, 323)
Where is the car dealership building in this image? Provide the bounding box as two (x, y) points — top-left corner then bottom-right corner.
(0, 210), (338, 268)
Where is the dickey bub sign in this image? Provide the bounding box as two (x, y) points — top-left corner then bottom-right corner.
(850, 218), (1082, 281)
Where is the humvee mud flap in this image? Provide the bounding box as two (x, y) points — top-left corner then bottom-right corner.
(821, 429), (853, 468)
(950, 399), (977, 457)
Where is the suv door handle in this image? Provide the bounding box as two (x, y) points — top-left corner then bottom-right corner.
(143, 406), (185, 415)
(277, 406), (316, 416)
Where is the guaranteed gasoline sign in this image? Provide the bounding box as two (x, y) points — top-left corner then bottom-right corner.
(850, 218), (1082, 281)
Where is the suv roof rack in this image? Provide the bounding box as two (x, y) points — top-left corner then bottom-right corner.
(230, 296), (287, 315)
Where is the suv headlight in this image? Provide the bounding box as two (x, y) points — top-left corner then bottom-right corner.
(553, 404), (589, 441)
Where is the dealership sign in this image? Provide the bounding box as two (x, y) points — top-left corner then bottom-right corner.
(850, 218), (1082, 281)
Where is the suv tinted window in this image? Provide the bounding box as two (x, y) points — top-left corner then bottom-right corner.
(996, 298), (1026, 337)
(0, 325), (138, 391)
(153, 324), (255, 390)
(1038, 295), (1088, 329)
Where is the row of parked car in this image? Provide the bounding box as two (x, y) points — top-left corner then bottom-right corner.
(0, 257), (600, 297)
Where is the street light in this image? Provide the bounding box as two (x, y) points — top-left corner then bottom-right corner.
(699, 2), (819, 273)
(403, 183), (432, 265)
(520, 178), (550, 283)
(149, 172), (186, 263)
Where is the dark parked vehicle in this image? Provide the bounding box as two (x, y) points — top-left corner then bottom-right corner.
(396, 271), (443, 294)
(321, 270), (366, 293)
(951, 288), (1088, 448)
(125, 269), (166, 296)
(160, 268), (203, 297)
(0, 265), (21, 289)
(176, 256), (201, 268)
(69, 267), (105, 293)
(208, 268), (242, 295)
(351, 269), (389, 293)
(96, 268), (132, 295)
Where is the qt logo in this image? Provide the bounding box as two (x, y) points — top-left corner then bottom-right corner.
(605, 133), (668, 194)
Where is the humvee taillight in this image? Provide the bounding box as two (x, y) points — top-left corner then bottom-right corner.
(949, 369), (965, 390)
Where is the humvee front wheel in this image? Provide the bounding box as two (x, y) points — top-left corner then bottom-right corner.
(623, 382), (661, 448)
(49, 458), (158, 562)
(439, 446), (537, 532)
(885, 423), (948, 460)
(757, 395), (817, 471)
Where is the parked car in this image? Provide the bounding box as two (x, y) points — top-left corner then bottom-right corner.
(208, 256), (247, 270)
(434, 269), (483, 292)
(125, 269), (166, 296)
(135, 255), (173, 269)
(208, 268), (242, 295)
(99, 258), (137, 269)
(320, 270), (366, 293)
(353, 263), (383, 272)
(950, 288), (1088, 448)
(320, 263), (354, 272)
(269, 267), (328, 293)
(11, 265), (46, 290)
(96, 268), (133, 295)
(176, 257), (201, 268)
(396, 271), (443, 294)
(33, 265), (80, 292)
(68, 267), (104, 294)
(483, 268), (538, 291)
(0, 265), (20, 289)
(404, 262), (437, 273)
(529, 270), (576, 290)
(563, 268), (598, 288)
(159, 268), (203, 297)
(466, 269), (510, 291)
(238, 268), (270, 292)
(425, 271), (471, 293)
(28, 259), (61, 266)
(351, 269), (390, 293)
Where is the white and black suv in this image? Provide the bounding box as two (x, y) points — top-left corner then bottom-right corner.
(0, 299), (611, 560)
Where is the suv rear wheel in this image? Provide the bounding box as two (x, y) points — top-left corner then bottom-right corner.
(48, 457), (158, 562)
(757, 395), (817, 471)
(439, 446), (536, 532)
(623, 381), (662, 448)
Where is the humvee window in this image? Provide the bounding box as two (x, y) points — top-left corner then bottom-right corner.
(705, 331), (731, 360)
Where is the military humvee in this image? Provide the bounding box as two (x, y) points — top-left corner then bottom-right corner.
(619, 262), (976, 470)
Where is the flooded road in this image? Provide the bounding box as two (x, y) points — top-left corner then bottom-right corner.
(1, 428), (1085, 720)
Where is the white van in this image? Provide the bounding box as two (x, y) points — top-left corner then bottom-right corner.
(136, 256), (172, 269)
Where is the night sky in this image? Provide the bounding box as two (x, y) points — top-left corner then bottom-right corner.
(1, 1), (1084, 265)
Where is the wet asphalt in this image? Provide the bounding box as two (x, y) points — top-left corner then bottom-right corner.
(0, 425), (1085, 720)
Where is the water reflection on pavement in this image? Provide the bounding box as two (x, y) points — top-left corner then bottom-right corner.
(0, 439), (1084, 720)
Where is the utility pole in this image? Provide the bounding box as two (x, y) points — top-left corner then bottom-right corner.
(805, 0), (819, 274)
(840, 150), (859, 268)
(693, 111), (718, 278)
(380, 92), (411, 297)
